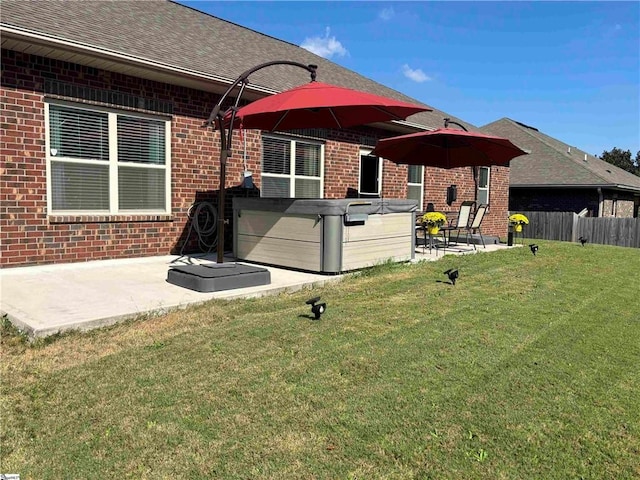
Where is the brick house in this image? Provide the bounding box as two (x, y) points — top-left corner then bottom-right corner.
(482, 118), (640, 217)
(1, 1), (510, 268)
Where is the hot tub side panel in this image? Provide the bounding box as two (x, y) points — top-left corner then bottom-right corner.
(341, 212), (414, 271)
(235, 210), (322, 271)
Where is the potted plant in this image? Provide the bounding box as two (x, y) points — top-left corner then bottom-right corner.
(508, 213), (529, 233)
(422, 211), (447, 235)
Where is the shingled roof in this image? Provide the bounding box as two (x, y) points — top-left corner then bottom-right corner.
(0, 0), (472, 132)
(481, 118), (640, 192)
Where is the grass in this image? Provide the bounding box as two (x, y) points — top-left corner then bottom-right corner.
(1, 240), (639, 479)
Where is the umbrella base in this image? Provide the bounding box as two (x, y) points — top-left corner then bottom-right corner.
(167, 263), (271, 292)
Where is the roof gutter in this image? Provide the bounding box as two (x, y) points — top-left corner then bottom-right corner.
(511, 183), (640, 192)
(392, 120), (435, 131)
(369, 119), (435, 133)
(0, 24), (278, 96)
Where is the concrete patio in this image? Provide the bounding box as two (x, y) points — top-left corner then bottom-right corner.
(1, 242), (514, 338)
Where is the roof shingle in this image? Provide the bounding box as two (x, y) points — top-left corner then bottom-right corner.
(1, 0), (472, 131)
(481, 118), (640, 191)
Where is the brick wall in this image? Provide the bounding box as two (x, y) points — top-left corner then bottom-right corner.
(601, 190), (637, 218)
(409, 164), (510, 235)
(1, 50), (223, 267)
(485, 166), (510, 234)
(612, 200), (635, 218)
(1, 49), (509, 267)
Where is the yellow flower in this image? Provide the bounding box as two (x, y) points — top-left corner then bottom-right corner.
(422, 211), (447, 227)
(508, 213), (529, 225)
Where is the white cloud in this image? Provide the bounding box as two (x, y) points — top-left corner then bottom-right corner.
(300, 27), (348, 59)
(379, 7), (395, 21)
(402, 64), (431, 83)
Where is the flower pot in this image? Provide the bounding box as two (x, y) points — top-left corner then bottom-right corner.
(513, 224), (523, 233)
(427, 226), (440, 235)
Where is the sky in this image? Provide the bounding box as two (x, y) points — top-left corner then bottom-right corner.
(179, 1), (640, 157)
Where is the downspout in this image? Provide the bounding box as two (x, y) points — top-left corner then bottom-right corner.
(597, 187), (603, 217)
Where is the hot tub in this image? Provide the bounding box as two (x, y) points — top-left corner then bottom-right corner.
(233, 198), (418, 273)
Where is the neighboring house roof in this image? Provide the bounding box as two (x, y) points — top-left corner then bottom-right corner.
(0, 0), (472, 133)
(481, 118), (640, 192)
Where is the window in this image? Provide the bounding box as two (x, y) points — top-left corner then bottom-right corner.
(477, 166), (490, 205)
(261, 135), (323, 198)
(46, 101), (171, 214)
(407, 165), (424, 209)
(359, 150), (382, 197)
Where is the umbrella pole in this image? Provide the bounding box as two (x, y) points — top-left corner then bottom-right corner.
(445, 118), (478, 204)
(206, 61), (318, 264)
(215, 82), (244, 265)
(217, 137), (229, 264)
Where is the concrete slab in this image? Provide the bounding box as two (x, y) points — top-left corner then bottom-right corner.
(413, 239), (516, 261)
(1, 243), (515, 338)
(0, 254), (342, 338)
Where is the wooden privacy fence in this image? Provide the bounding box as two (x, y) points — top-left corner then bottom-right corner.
(513, 211), (640, 248)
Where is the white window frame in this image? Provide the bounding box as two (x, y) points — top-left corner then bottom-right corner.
(45, 100), (171, 215)
(477, 166), (490, 205)
(261, 134), (324, 198)
(359, 149), (383, 197)
(407, 165), (424, 209)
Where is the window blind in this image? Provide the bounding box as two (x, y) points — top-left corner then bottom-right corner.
(262, 177), (290, 198)
(117, 116), (165, 165)
(262, 137), (290, 175)
(294, 178), (321, 198)
(478, 167), (490, 205)
(407, 185), (422, 204)
(407, 165), (422, 184)
(294, 142), (321, 177)
(47, 102), (170, 213)
(49, 105), (108, 161)
(118, 166), (166, 210)
(51, 162), (110, 210)
(262, 135), (323, 198)
(479, 167), (489, 188)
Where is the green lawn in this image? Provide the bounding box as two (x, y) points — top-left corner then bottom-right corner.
(1, 241), (639, 479)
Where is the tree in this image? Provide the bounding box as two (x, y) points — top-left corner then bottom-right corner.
(600, 148), (640, 177)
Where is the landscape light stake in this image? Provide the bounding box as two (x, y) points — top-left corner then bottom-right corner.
(206, 61), (318, 264)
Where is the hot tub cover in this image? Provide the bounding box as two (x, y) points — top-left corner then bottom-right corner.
(233, 198), (418, 216)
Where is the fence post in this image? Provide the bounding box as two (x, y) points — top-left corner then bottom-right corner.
(571, 213), (578, 243)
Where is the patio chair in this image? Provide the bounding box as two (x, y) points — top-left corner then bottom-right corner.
(465, 204), (488, 249)
(450, 203), (487, 250)
(440, 201), (476, 249)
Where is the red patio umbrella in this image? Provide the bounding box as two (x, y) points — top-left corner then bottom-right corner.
(209, 61), (432, 264)
(371, 127), (528, 168)
(228, 81), (432, 131)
